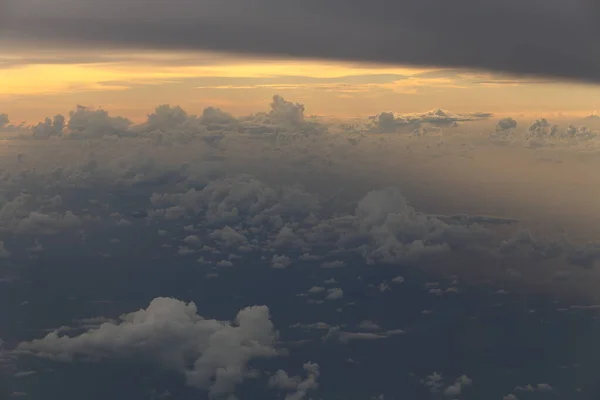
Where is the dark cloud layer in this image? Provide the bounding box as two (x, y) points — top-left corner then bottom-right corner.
(2, 0), (600, 82)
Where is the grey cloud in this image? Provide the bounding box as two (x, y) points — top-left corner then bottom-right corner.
(268, 362), (320, 400)
(497, 228), (600, 268)
(421, 373), (473, 396)
(487, 116), (600, 149)
(67, 106), (132, 139)
(370, 109), (491, 134)
(496, 118), (518, 133)
(434, 213), (518, 225)
(0, 49), (240, 69)
(21, 95), (322, 142)
(323, 325), (406, 343)
(0, 193), (83, 235)
(3, 0), (600, 81)
(31, 115), (64, 139)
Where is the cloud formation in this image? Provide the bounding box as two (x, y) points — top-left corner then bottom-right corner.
(268, 362), (320, 400)
(17, 297), (282, 398)
(370, 108), (491, 134)
(3, 0), (600, 81)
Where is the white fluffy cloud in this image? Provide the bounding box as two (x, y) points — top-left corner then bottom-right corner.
(209, 226), (249, 248)
(17, 297), (282, 398)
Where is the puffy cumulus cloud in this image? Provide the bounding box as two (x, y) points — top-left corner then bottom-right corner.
(199, 107), (239, 129)
(31, 115), (65, 139)
(150, 174), (320, 228)
(103, 155), (205, 188)
(487, 116), (600, 150)
(96, 95), (325, 147)
(135, 95), (321, 139)
(369, 109), (491, 134)
(527, 119), (559, 139)
(496, 118), (518, 133)
(150, 174), (499, 265)
(564, 124), (597, 141)
(346, 187), (491, 264)
(0, 122), (565, 274)
(16, 297), (283, 398)
(3, 95), (492, 155)
(145, 104), (190, 132)
(13, 210), (81, 235)
(17, 94), (323, 145)
(306, 286), (326, 294)
(268, 362), (320, 400)
(497, 228), (600, 268)
(238, 95), (324, 136)
(421, 372), (472, 397)
(443, 375), (473, 397)
(0, 193), (82, 235)
(209, 226), (249, 248)
(134, 104), (232, 146)
(271, 226), (308, 251)
(267, 95), (305, 126)
(272, 254), (292, 269)
(489, 117), (519, 145)
(66, 105), (133, 139)
(1, 97), (597, 282)
(524, 118), (560, 148)
(0, 113), (27, 133)
(8, 95), (333, 156)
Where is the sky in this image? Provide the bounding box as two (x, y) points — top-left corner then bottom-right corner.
(4, 0), (600, 123)
(3, 44), (600, 124)
(4, 1), (600, 400)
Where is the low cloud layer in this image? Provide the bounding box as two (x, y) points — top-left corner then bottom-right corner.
(3, 0), (600, 81)
(2, 93), (600, 399)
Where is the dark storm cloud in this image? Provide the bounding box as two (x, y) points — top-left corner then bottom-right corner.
(2, 0), (600, 82)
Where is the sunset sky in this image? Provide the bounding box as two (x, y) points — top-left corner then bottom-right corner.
(3, 43), (600, 125)
(6, 2), (600, 400)
(4, 0), (600, 124)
